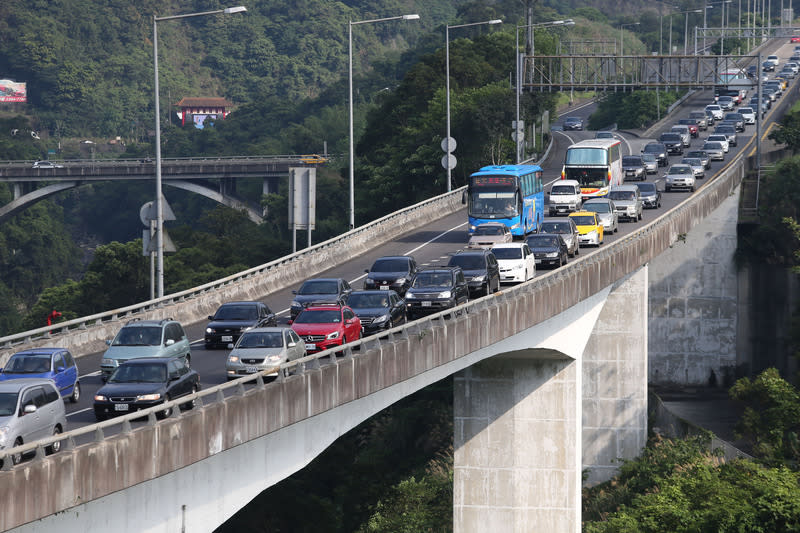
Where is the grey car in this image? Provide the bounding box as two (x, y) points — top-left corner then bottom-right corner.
(621, 155), (646, 181)
(582, 198), (619, 234)
(680, 157), (705, 179)
(635, 182), (662, 209)
(225, 327), (306, 380)
(702, 141), (726, 161)
(540, 219), (580, 257)
(0, 378), (67, 465)
(100, 318), (192, 381)
(685, 149), (711, 170)
(640, 153), (659, 174)
(607, 185), (643, 222)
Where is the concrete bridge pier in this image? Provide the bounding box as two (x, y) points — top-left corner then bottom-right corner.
(453, 267), (648, 532)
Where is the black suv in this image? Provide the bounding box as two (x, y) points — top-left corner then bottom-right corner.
(641, 142), (668, 167)
(204, 301), (277, 348)
(405, 267), (469, 319)
(446, 249), (500, 296)
(658, 132), (684, 155)
(291, 278), (353, 320)
(363, 255), (418, 296)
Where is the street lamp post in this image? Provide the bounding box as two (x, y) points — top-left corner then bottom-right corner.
(685, 10), (703, 54)
(349, 14), (420, 229)
(619, 22), (640, 58)
(153, 5), (246, 299)
(446, 19), (502, 192)
(515, 19), (574, 163)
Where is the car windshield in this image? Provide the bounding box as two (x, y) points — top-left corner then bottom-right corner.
(0, 393), (18, 416)
(660, 133), (680, 141)
(214, 305), (258, 321)
(670, 166), (692, 175)
(540, 222), (571, 234)
(565, 117), (580, 123)
(113, 326), (162, 346)
(473, 225), (505, 236)
(491, 247), (522, 259)
(683, 159), (701, 166)
(708, 136), (727, 142)
(641, 154), (656, 162)
(298, 280), (338, 295)
(370, 258), (409, 272)
(294, 310), (341, 324)
(570, 215), (597, 226)
(348, 293), (391, 308)
(3, 354), (50, 374)
(622, 156), (642, 166)
(584, 202), (610, 213)
(449, 255), (486, 270)
(704, 143), (723, 150)
(527, 236), (560, 247)
(687, 152), (706, 158)
(550, 184), (576, 195)
(608, 191), (635, 201)
(237, 332), (284, 348)
(412, 272), (453, 288)
(643, 144), (663, 154)
(109, 363), (167, 383)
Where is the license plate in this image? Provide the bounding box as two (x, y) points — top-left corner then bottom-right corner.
(221, 336), (233, 342)
(535, 259), (542, 264)
(421, 301), (432, 307)
(114, 404), (129, 411)
(305, 343), (316, 350)
(245, 366), (260, 373)
(379, 285), (389, 290)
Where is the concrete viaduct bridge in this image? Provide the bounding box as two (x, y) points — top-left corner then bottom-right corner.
(0, 131), (756, 532)
(0, 156), (323, 223)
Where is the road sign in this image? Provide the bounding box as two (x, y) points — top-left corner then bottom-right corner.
(139, 199), (176, 226)
(142, 228), (177, 255)
(441, 137), (457, 153)
(441, 154), (456, 170)
(511, 131), (524, 142)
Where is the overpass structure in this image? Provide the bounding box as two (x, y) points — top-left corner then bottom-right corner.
(0, 125), (753, 531)
(0, 156), (325, 223)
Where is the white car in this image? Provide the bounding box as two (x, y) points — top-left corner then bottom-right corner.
(707, 134), (730, 153)
(705, 104), (724, 121)
(491, 243), (536, 284)
(738, 107), (756, 125)
(766, 54), (780, 66)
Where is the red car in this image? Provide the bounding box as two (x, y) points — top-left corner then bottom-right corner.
(290, 303), (361, 354)
(790, 35), (800, 43)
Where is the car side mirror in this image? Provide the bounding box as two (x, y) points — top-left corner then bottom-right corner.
(56, 366), (65, 373)
(292, 290), (298, 295)
(23, 404), (36, 415)
(227, 343), (235, 349)
(106, 340), (112, 346)
(208, 315), (214, 321)
(165, 339), (175, 346)
(461, 190), (467, 204)
(288, 341), (297, 348)
(364, 269), (369, 274)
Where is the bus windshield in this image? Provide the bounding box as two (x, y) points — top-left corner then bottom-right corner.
(565, 148), (608, 165)
(564, 167), (607, 188)
(469, 188), (518, 218)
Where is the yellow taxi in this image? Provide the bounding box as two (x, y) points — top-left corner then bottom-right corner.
(774, 77), (789, 90)
(568, 210), (604, 247)
(300, 154), (328, 164)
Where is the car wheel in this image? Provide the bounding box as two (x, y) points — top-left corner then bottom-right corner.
(184, 384), (200, 410)
(575, 245), (579, 256)
(156, 397), (173, 420)
(691, 185), (695, 192)
(184, 354), (191, 367)
(69, 381), (81, 403)
(47, 427), (62, 455)
(11, 438), (23, 465)
(638, 211), (642, 221)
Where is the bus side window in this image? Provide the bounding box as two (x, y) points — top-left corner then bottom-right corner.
(536, 171), (543, 193)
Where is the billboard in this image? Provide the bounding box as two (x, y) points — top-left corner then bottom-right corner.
(0, 80), (26, 103)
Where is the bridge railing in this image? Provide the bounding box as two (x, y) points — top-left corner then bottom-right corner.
(0, 154), (336, 166)
(0, 186), (466, 362)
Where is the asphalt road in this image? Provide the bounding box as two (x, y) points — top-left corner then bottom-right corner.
(60, 41), (799, 437)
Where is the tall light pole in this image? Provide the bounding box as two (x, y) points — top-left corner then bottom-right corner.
(619, 22), (640, 57)
(153, 5), (246, 298)
(684, 9), (703, 54)
(349, 14), (420, 229)
(515, 19), (574, 163)
(446, 19), (502, 192)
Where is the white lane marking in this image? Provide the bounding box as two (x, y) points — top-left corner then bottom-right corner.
(79, 370), (101, 379)
(274, 221), (469, 316)
(66, 407), (92, 417)
(555, 130), (576, 144)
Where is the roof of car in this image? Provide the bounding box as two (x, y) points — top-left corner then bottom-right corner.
(116, 357), (180, 365)
(241, 326), (294, 333)
(490, 242), (527, 249)
(11, 348), (63, 356)
(123, 318), (176, 327)
(452, 249), (492, 256)
(0, 378), (57, 391)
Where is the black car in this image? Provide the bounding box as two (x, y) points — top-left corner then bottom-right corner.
(525, 234), (569, 268)
(347, 290), (407, 335)
(658, 132), (684, 155)
(291, 278), (353, 320)
(404, 267), (469, 319)
(641, 142), (668, 167)
(762, 60), (775, 72)
(563, 116), (583, 130)
(362, 255), (418, 296)
(204, 301), (276, 348)
(714, 124), (738, 146)
(446, 249), (500, 296)
(723, 113), (745, 132)
(621, 155), (646, 181)
(93, 357), (200, 421)
(635, 182), (662, 209)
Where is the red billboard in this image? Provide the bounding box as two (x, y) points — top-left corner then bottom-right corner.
(0, 80), (26, 103)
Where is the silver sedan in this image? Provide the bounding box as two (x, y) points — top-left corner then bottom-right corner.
(225, 327), (306, 380)
(582, 198), (619, 234)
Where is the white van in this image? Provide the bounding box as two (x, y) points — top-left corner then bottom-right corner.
(548, 179), (582, 216)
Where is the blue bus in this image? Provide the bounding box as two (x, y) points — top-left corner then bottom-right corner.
(467, 164), (545, 237)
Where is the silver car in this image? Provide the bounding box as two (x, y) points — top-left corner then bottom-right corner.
(540, 219), (580, 257)
(0, 378), (67, 466)
(607, 185), (643, 222)
(640, 153), (659, 174)
(680, 157), (705, 179)
(226, 327), (306, 380)
(664, 164), (696, 192)
(582, 198), (619, 234)
(702, 141), (725, 161)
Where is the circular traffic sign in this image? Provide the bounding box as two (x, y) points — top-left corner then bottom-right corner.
(441, 137), (457, 153)
(441, 154), (457, 170)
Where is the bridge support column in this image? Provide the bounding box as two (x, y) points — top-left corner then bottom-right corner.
(454, 356), (581, 533)
(582, 266), (649, 486)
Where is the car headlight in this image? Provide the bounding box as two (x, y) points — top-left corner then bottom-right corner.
(372, 315), (389, 324)
(437, 291), (452, 299)
(394, 277), (407, 285)
(101, 358), (116, 366)
(228, 355), (240, 363)
(290, 301), (301, 309)
(471, 275), (486, 282)
(364, 278), (375, 286)
(405, 293), (418, 300)
(326, 331), (340, 340)
(94, 394), (108, 402)
(587, 230), (598, 238)
(136, 393), (162, 402)
(206, 327), (214, 334)
(266, 355), (283, 363)
(546, 252), (559, 258)
(469, 225), (477, 232)
(0, 426), (9, 447)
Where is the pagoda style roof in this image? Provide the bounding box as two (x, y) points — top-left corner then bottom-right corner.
(175, 97), (233, 107)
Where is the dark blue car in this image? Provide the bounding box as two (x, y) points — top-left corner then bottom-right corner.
(0, 348), (80, 402)
(205, 301), (277, 349)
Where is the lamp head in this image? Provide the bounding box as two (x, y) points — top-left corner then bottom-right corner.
(403, 14), (420, 20)
(223, 6), (247, 14)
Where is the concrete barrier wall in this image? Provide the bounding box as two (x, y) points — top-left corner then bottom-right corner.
(0, 144), (748, 531)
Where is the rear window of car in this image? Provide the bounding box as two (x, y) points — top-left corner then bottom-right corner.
(622, 156), (643, 165)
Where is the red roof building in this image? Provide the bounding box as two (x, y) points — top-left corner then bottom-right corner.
(175, 97), (234, 128)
